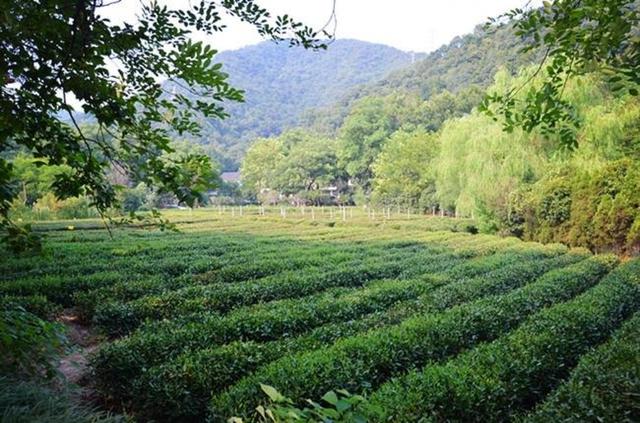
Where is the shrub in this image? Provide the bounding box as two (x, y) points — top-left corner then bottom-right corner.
(367, 259), (640, 422)
(525, 311), (640, 422)
(135, 313), (395, 422)
(92, 246), (453, 336)
(210, 255), (606, 420)
(228, 384), (372, 423)
(0, 295), (61, 320)
(91, 250), (466, 401)
(521, 159), (640, 254)
(77, 246), (370, 321)
(127, 251), (560, 420)
(0, 305), (66, 378)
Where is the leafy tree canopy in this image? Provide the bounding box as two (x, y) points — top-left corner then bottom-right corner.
(1, 0), (331, 239)
(481, 0), (640, 148)
(241, 129), (340, 201)
(371, 128), (439, 208)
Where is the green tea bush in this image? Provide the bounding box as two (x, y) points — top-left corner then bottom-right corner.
(91, 251), (465, 398)
(91, 249), (567, 409)
(0, 271), (133, 307)
(367, 258), (640, 422)
(0, 295), (61, 320)
(129, 251), (555, 420)
(0, 305), (66, 378)
(210, 255), (609, 420)
(92, 247), (450, 336)
(131, 310), (410, 421)
(76, 243), (401, 321)
(525, 310), (640, 422)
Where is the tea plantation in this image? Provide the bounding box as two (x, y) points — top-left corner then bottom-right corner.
(2, 208), (638, 422)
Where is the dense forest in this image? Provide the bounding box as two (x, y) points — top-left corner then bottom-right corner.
(178, 39), (418, 169)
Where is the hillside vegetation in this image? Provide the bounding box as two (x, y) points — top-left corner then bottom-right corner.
(4, 1), (640, 422)
(179, 24), (539, 168)
(179, 39), (417, 168)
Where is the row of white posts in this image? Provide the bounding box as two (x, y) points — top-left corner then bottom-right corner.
(212, 205), (425, 221)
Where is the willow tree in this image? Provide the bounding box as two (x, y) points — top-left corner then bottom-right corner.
(482, 0), (640, 147)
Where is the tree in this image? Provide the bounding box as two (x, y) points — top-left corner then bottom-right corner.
(277, 137), (339, 196)
(336, 93), (420, 190)
(434, 111), (543, 227)
(371, 129), (439, 209)
(482, 0), (640, 148)
(418, 86), (484, 132)
(1, 0), (331, 240)
(240, 129), (340, 203)
(9, 154), (70, 207)
(240, 138), (286, 196)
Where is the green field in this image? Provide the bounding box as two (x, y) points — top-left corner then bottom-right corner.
(2, 208), (639, 422)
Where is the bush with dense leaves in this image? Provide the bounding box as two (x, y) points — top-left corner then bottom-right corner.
(117, 250), (561, 420)
(0, 305), (65, 378)
(210, 254), (602, 420)
(366, 258), (640, 422)
(525, 310), (640, 423)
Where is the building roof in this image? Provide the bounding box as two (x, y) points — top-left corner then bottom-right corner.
(221, 171), (241, 183)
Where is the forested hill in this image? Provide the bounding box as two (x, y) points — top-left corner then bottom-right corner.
(362, 25), (539, 98)
(186, 39), (417, 169)
(302, 24), (541, 134)
(183, 25), (540, 170)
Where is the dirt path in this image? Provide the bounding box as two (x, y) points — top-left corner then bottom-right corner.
(57, 311), (101, 393)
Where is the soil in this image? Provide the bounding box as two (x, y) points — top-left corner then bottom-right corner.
(56, 311), (102, 398)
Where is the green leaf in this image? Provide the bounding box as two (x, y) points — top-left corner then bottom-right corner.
(321, 391), (338, 405)
(335, 399), (351, 412)
(260, 384), (286, 402)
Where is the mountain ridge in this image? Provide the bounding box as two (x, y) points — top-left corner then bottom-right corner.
(183, 38), (418, 169)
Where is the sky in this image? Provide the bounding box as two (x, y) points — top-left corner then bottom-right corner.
(102, 0), (540, 53)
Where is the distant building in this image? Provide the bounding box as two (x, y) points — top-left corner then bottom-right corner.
(221, 171), (241, 184)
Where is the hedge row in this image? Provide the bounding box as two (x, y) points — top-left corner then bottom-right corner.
(0, 271), (128, 307)
(74, 242), (396, 321)
(111, 247), (555, 337)
(366, 258), (640, 422)
(90, 251), (469, 395)
(97, 249), (547, 417)
(92, 246), (457, 336)
(3, 237), (381, 309)
(129, 307), (419, 420)
(136, 253), (587, 421)
(91, 249), (567, 403)
(2, 227), (427, 300)
(209, 254), (608, 421)
(0, 233), (256, 280)
(418, 250), (586, 314)
(100, 239), (564, 332)
(525, 309), (640, 422)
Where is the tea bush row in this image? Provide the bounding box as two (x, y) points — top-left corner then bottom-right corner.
(525, 310), (640, 422)
(366, 258), (640, 422)
(210, 255), (611, 420)
(92, 246), (455, 336)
